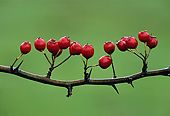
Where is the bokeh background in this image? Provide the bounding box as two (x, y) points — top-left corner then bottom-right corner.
(0, 0), (170, 116)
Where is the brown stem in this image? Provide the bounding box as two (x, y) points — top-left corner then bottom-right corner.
(11, 54), (23, 68)
(43, 52), (51, 65)
(0, 65), (169, 97)
(109, 54), (116, 78)
(86, 64), (99, 69)
(47, 55), (55, 78)
(53, 55), (72, 68)
(127, 49), (144, 61)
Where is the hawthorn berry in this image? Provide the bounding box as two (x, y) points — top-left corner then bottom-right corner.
(147, 36), (158, 49)
(20, 41), (31, 54)
(47, 39), (60, 55)
(58, 36), (71, 49)
(116, 40), (127, 51)
(126, 36), (138, 49)
(69, 42), (82, 55)
(34, 37), (46, 52)
(104, 41), (115, 54)
(121, 36), (129, 42)
(138, 31), (150, 42)
(82, 44), (94, 59)
(99, 55), (112, 69)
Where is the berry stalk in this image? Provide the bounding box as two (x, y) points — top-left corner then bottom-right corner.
(43, 51), (52, 65)
(11, 54), (23, 68)
(54, 55), (72, 68)
(109, 54), (116, 78)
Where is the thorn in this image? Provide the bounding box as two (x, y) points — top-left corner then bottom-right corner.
(127, 77), (135, 88)
(129, 82), (135, 88)
(111, 85), (119, 94)
(10, 66), (14, 71)
(66, 85), (72, 97)
(14, 60), (24, 71)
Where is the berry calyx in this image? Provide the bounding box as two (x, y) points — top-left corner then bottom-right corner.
(116, 40), (127, 51)
(20, 41), (31, 54)
(69, 42), (82, 55)
(147, 36), (158, 49)
(126, 36), (138, 49)
(34, 37), (46, 52)
(58, 36), (71, 49)
(99, 55), (112, 69)
(82, 44), (94, 59)
(47, 39), (60, 55)
(104, 41), (115, 54)
(138, 31), (150, 42)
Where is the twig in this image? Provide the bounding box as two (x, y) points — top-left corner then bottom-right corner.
(43, 52), (52, 65)
(109, 54), (116, 78)
(54, 55), (72, 68)
(0, 65), (169, 96)
(127, 49), (144, 61)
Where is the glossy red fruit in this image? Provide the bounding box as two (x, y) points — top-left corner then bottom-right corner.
(138, 31), (150, 42)
(47, 39), (60, 55)
(147, 36), (158, 49)
(121, 36), (129, 42)
(20, 41), (31, 54)
(116, 40), (127, 51)
(99, 56), (112, 69)
(126, 36), (138, 49)
(82, 44), (94, 59)
(69, 42), (82, 55)
(34, 37), (46, 52)
(104, 41), (115, 54)
(58, 36), (71, 49)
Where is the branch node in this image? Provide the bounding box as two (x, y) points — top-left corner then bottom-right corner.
(47, 67), (54, 78)
(14, 60), (24, 72)
(127, 77), (134, 88)
(10, 66), (14, 72)
(66, 84), (73, 97)
(142, 61), (148, 74)
(84, 68), (92, 82)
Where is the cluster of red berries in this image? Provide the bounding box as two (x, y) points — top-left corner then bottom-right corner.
(19, 30), (158, 70)
(116, 31), (158, 51)
(19, 36), (94, 59)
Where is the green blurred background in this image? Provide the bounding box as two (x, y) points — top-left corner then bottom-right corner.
(0, 0), (170, 116)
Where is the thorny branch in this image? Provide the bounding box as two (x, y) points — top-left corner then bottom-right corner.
(0, 65), (170, 97)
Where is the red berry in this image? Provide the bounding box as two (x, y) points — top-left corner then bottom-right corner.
(104, 41), (115, 54)
(126, 36), (138, 49)
(116, 40), (127, 51)
(82, 44), (94, 59)
(58, 36), (71, 49)
(147, 36), (158, 49)
(47, 39), (60, 55)
(34, 37), (46, 52)
(99, 55), (112, 69)
(20, 41), (31, 54)
(121, 36), (129, 42)
(69, 42), (82, 55)
(138, 31), (150, 42)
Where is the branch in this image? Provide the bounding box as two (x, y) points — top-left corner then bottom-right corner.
(0, 65), (170, 97)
